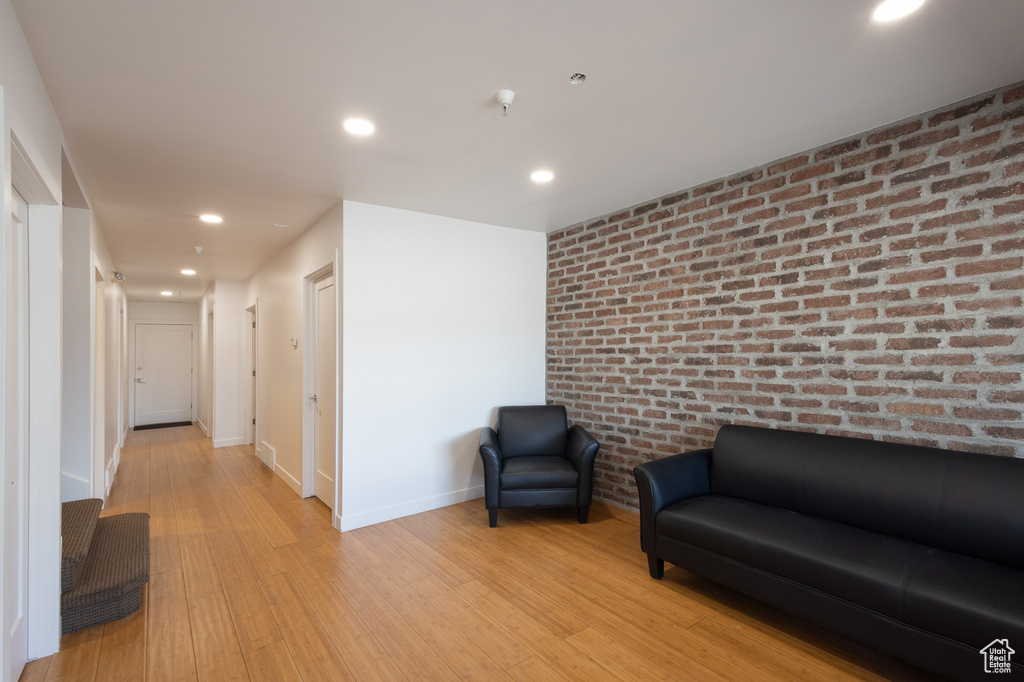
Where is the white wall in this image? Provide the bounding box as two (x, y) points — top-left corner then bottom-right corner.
(91, 214), (125, 496)
(195, 281), (250, 447)
(339, 201), (546, 530)
(212, 281), (247, 448)
(60, 206), (126, 502)
(244, 203), (343, 492)
(243, 201), (546, 531)
(198, 286), (213, 435)
(60, 208), (91, 500)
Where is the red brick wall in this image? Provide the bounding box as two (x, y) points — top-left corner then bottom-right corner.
(547, 82), (1024, 509)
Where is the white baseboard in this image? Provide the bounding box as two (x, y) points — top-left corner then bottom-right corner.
(259, 440), (275, 468)
(104, 455), (117, 496)
(338, 485), (484, 532)
(197, 417), (210, 437)
(121, 424), (129, 448)
(213, 436), (246, 448)
(275, 461), (302, 495)
(60, 471), (90, 503)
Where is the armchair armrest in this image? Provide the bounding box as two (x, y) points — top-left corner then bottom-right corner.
(566, 424), (600, 506)
(633, 449), (712, 555)
(478, 427), (503, 509)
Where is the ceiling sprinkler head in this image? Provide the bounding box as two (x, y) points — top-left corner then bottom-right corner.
(496, 89), (515, 116)
(194, 246), (203, 256)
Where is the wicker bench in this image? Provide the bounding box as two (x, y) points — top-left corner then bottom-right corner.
(61, 499), (150, 635)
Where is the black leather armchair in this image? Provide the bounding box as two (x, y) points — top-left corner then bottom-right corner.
(478, 405), (599, 527)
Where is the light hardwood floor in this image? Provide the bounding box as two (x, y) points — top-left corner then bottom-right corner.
(22, 425), (937, 681)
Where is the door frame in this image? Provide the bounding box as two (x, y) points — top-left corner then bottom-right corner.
(9, 128), (63, 661)
(243, 302), (259, 453)
(4, 184), (30, 681)
(91, 263), (105, 499)
(128, 320), (197, 428)
(301, 260), (339, 513)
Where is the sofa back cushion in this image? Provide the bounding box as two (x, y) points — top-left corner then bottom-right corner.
(497, 405), (567, 459)
(709, 424), (1024, 570)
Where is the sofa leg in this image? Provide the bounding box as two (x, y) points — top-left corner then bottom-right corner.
(647, 555), (664, 579)
(577, 505), (589, 524)
(488, 509), (498, 528)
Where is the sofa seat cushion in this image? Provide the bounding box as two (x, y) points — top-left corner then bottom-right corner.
(904, 550), (1024, 648)
(500, 456), (577, 490)
(656, 495), (932, 619)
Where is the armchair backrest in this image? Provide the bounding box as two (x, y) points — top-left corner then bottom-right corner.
(497, 405), (567, 459)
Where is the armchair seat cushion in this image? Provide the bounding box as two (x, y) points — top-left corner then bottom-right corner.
(500, 456), (578, 490)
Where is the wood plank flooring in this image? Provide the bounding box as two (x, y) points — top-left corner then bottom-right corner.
(22, 425), (938, 681)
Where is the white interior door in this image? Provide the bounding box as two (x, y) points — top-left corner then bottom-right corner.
(5, 188), (30, 681)
(313, 276), (336, 507)
(135, 324), (192, 426)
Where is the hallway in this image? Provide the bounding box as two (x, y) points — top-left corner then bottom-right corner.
(22, 427), (929, 681)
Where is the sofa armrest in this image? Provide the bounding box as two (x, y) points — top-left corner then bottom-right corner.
(566, 424), (600, 506)
(478, 427), (503, 509)
(633, 449), (712, 555)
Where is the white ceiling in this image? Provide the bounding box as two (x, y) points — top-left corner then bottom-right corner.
(13, 0), (1024, 302)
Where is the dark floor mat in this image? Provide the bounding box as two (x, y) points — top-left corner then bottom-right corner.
(132, 421), (192, 431)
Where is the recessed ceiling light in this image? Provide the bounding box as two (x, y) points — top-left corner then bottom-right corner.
(181, 269), (196, 276)
(343, 118), (375, 136)
(160, 291), (173, 296)
(568, 73), (587, 85)
(531, 170), (554, 183)
(200, 214), (223, 224)
(870, 0), (925, 22)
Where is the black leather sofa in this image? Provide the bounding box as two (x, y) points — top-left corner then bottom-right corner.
(633, 424), (1024, 681)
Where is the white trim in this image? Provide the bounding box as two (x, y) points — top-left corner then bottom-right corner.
(104, 456), (116, 496)
(196, 417), (210, 437)
(60, 471), (89, 504)
(339, 485), (484, 532)
(242, 302), (259, 448)
(302, 262), (334, 500)
(60, 471), (89, 485)
(26, 202), (61, 659)
(90, 261), (105, 501)
(274, 462), (302, 496)
(212, 436), (246, 448)
(9, 131), (58, 206)
(117, 303), (126, 449)
(259, 440), (275, 470)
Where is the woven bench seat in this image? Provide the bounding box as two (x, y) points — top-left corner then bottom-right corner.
(61, 499), (104, 594)
(60, 510), (150, 635)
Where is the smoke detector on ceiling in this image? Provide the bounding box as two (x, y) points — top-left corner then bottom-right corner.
(496, 89), (515, 116)
(568, 73), (586, 85)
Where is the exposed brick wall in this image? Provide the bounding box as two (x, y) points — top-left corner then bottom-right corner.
(547, 81), (1024, 509)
